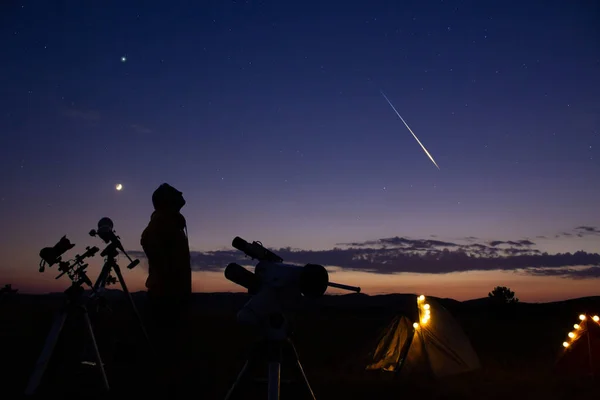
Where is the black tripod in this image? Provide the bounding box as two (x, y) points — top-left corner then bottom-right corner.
(90, 241), (152, 352)
(224, 312), (317, 400)
(24, 280), (109, 396)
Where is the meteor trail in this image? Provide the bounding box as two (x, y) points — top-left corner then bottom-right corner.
(380, 90), (440, 170)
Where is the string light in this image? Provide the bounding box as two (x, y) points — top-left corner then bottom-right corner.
(417, 295), (431, 325)
(413, 322), (419, 329)
(562, 312), (598, 349)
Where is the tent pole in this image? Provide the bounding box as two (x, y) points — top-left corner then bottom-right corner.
(587, 319), (594, 378)
(394, 326), (415, 378)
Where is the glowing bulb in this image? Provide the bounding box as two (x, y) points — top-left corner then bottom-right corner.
(579, 314), (586, 320)
(115, 183), (123, 191)
(413, 322), (419, 329)
(424, 304), (430, 310)
(563, 342), (569, 348)
(574, 324), (580, 329)
(425, 309), (431, 315)
(568, 332), (575, 338)
(418, 295), (425, 301)
(121, 56), (127, 62)
(593, 316), (599, 322)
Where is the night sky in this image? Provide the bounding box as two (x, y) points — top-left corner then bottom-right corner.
(2, 1), (599, 302)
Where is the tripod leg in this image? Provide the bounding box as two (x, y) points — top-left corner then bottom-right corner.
(224, 341), (264, 400)
(267, 341), (282, 400)
(268, 361), (281, 400)
(24, 309), (69, 396)
(113, 265), (153, 351)
(287, 340), (317, 400)
(81, 306), (110, 392)
(224, 359), (252, 400)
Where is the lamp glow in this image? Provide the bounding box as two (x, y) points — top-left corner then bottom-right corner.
(579, 314), (586, 320)
(413, 322), (419, 329)
(568, 332), (575, 338)
(593, 316), (599, 322)
(563, 342), (569, 348)
(574, 324), (580, 329)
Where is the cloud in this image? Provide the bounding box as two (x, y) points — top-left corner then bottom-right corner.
(130, 124), (154, 134)
(488, 239), (535, 247)
(128, 230), (600, 279)
(553, 226), (600, 239)
(528, 266), (600, 279)
(575, 226), (600, 235)
(63, 108), (101, 121)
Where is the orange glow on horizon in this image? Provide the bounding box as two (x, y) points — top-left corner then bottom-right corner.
(6, 267), (600, 303)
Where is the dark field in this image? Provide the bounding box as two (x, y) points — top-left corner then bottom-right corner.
(1, 292), (599, 400)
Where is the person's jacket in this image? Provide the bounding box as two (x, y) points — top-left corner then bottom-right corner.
(141, 211), (191, 297)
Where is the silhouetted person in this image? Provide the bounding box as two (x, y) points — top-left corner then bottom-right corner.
(141, 183), (192, 392)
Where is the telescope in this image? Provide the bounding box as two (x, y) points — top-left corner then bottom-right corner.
(223, 237), (360, 400)
(90, 217), (139, 270)
(55, 246), (99, 284)
(38, 235), (98, 287)
(225, 236), (361, 299)
(39, 236), (76, 270)
(224, 236), (360, 337)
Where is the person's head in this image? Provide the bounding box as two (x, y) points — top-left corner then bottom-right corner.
(152, 183), (186, 212)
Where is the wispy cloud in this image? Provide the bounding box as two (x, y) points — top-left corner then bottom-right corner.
(575, 226), (600, 236)
(554, 226), (600, 238)
(130, 123), (154, 134)
(528, 266), (600, 279)
(128, 226), (600, 279)
(62, 108), (101, 121)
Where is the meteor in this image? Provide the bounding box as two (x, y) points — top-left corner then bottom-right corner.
(380, 90), (440, 170)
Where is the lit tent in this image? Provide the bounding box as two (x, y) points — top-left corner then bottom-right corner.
(555, 313), (600, 376)
(365, 294), (480, 378)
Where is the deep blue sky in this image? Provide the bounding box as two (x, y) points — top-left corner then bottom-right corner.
(1, 1), (599, 300)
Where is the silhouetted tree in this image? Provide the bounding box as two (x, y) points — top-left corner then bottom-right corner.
(488, 286), (519, 304)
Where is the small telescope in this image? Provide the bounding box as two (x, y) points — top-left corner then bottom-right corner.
(39, 236), (76, 271)
(90, 217), (139, 270)
(55, 246), (99, 283)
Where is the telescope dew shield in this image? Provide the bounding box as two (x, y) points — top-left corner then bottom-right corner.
(299, 264), (329, 298)
(225, 263), (260, 294)
(97, 217), (115, 243)
(232, 236), (283, 263)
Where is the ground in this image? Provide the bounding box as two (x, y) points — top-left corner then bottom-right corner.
(1, 292), (599, 399)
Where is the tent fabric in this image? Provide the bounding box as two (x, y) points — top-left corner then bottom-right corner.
(366, 295), (480, 378)
(555, 314), (600, 376)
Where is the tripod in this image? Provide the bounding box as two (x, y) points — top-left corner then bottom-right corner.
(91, 241), (152, 352)
(24, 281), (109, 396)
(224, 312), (317, 400)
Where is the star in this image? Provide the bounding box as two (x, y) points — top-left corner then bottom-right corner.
(121, 56), (127, 62)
